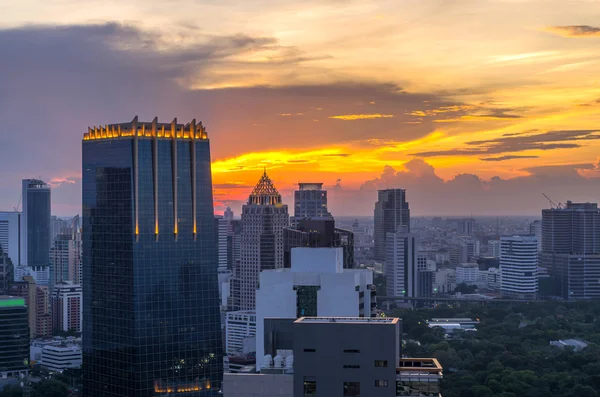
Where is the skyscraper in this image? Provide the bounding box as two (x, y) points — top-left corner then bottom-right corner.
(529, 220), (542, 251)
(82, 117), (222, 396)
(233, 171), (288, 310)
(500, 235), (538, 299)
(51, 281), (82, 334)
(21, 179), (51, 268)
(374, 189), (410, 261)
(0, 211), (21, 266)
(293, 183), (331, 219)
(49, 234), (74, 292)
(542, 201), (600, 299)
(385, 226), (416, 298)
(0, 296), (29, 386)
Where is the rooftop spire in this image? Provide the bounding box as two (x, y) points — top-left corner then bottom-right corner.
(249, 170), (282, 205)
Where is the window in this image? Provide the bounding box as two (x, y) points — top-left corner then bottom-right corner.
(375, 360), (388, 367)
(343, 349), (360, 353)
(343, 364), (360, 369)
(303, 379), (316, 396)
(343, 382), (360, 396)
(375, 380), (388, 387)
(304, 348), (316, 353)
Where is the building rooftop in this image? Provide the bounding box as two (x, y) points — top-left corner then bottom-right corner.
(298, 183), (323, 190)
(295, 317), (398, 324)
(82, 116), (208, 141)
(397, 358), (443, 374)
(248, 171), (282, 205)
(0, 296), (26, 307)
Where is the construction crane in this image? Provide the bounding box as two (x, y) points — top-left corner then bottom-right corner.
(542, 193), (564, 209)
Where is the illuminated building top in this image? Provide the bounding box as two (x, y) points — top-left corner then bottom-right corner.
(82, 115), (208, 141)
(248, 171), (282, 206)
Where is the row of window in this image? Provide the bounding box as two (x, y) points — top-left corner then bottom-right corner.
(304, 380), (389, 396)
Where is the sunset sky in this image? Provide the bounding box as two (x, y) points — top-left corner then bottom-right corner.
(1, 0), (600, 216)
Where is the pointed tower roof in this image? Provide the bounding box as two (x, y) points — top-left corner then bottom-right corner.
(248, 170), (282, 206)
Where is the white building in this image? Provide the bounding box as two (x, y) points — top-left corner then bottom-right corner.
(14, 265), (49, 285)
(41, 345), (82, 372)
(255, 247), (374, 370)
(500, 235), (538, 299)
(226, 310), (257, 356)
(0, 211), (21, 267)
(51, 282), (82, 333)
(488, 240), (501, 259)
(386, 226), (416, 297)
(456, 263), (479, 285)
(433, 268), (455, 294)
(485, 267), (501, 289)
(529, 220), (542, 252)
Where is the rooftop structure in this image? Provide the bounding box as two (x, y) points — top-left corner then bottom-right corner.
(82, 116), (208, 141)
(249, 171), (282, 206)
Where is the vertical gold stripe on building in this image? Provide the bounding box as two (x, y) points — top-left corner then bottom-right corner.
(132, 116), (139, 241)
(190, 119), (197, 240)
(171, 118), (178, 240)
(152, 117), (159, 241)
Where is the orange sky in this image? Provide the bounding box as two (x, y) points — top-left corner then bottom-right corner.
(1, 0), (600, 215)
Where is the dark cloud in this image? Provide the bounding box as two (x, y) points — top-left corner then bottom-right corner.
(0, 22), (460, 214)
(326, 160), (600, 216)
(480, 155), (539, 162)
(546, 25), (600, 38)
(412, 130), (600, 157)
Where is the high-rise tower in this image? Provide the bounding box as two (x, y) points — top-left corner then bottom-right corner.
(21, 179), (51, 268)
(233, 171), (288, 310)
(293, 183), (331, 219)
(374, 189), (410, 261)
(82, 117), (222, 396)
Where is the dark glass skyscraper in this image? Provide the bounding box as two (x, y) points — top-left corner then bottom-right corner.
(82, 117), (222, 396)
(21, 179), (51, 268)
(374, 189), (410, 261)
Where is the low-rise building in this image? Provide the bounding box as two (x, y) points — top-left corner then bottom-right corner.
(41, 344), (82, 372)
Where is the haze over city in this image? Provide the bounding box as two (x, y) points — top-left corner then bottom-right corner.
(1, 0), (600, 216)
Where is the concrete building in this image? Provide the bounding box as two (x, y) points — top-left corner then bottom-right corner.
(226, 311), (257, 356)
(49, 234), (76, 292)
(457, 218), (475, 236)
(8, 276), (51, 338)
(21, 179), (51, 268)
(255, 247), (375, 370)
(0, 296), (29, 389)
(233, 171), (289, 310)
(374, 189), (410, 261)
(485, 267), (501, 290)
(0, 212), (21, 267)
(488, 240), (501, 259)
(542, 201), (600, 299)
(0, 248), (13, 295)
(530, 220), (542, 252)
(500, 235), (538, 299)
(51, 281), (82, 333)
(456, 263), (480, 285)
(386, 226), (416, 298)
(293, 317), (400, 397)
(41, 344), (82, 372)
(293, 183), (331, 220)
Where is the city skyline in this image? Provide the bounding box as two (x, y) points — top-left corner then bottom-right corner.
(2, 0), (600, 216)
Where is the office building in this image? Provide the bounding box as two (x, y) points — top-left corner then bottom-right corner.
(0, 296), (29, 388)
(386, 226), (416, 298)
(9, 276), (51, 338)
(293, 317), (400, 397)
(542, 201), (600, 299)
(255, 247), (375, 370)
(0, 247), (13, 294)
(529, 220), (542, 251)
(457, 218), (474, 236)
(224, 317), (443, 397)
(456, 263), (480, 285)
(14, 264), (49, 286)
(374, 189), (410, 261)
(49, 234), (76, 292)
(0, 211), (21, 266)
(293, 183), (331, 220)
(50, 216), (70, 245)
(500, 235), (538, 299)
(233, 171), (289, 310)
(225, 310), (257, 356)
(82, 117), (222, 396)
(41, 344), (82, 372)
(488, 240), (501, 259)
(283, 218), (354, 269)
(21, 179), (51, 268)
(51, 281), (82, 333)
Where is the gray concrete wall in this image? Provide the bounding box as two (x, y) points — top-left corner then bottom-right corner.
(223, 373), (293, 397)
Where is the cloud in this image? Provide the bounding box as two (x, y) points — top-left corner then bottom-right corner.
(546, 25), (600, 38)
(412, 129), (600, 157)
(328, 114), (395, 120)
(480, 155), (539, 162)
(326, 160), (600, 216)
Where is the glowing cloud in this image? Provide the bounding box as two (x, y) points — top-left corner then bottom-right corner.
(546, 25), (600, 38)
(328, 114), (394, 120)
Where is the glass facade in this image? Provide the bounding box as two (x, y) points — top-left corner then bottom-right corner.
(82, 126), (222, 396)
(0, 297), (29, 374)
(23, 179), (51, 268)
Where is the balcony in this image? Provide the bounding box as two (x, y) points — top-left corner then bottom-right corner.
(396, 358), (443, 397)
